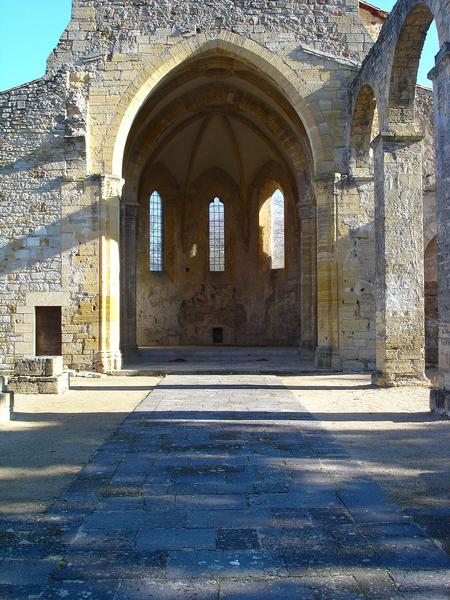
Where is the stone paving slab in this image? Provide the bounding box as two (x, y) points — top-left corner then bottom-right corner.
(1, 373), (449, 599)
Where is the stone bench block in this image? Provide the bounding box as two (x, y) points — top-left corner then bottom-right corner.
(14, 357), (64, 378)
(8, 373), (69, 395)
(0, 376), (14, 422)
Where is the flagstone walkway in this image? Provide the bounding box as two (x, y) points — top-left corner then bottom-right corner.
(1, 374), (449, 599)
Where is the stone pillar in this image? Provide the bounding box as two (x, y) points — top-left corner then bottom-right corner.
(96, 175), (124, 372)
(429, 43), (450, 415)
(314, 175), (340, 369)
(297, 171), (317, 359)
(335, 174), (376, 372)
(299, 208), (316, 358)
(120, 202), (139, 361)
(372, 131), (428, 386)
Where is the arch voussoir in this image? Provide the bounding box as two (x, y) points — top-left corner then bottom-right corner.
(98, 33), (327, 179)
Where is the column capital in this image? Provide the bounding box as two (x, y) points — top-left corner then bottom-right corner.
(101, 174), (125, 199)
(372, 129), (424, 145)
(313, 172), (338, 183)
(428, 42), (450, 81)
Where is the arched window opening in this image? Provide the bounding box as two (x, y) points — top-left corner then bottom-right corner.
(350, 84), (378, 177)
(270, 189), (285, 270)
(149, 190), (163, 272)
(209, 197), (225, 272)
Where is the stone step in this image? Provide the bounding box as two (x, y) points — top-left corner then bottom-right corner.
(137, 346), (302, 363)
(118, 346), (327, 376)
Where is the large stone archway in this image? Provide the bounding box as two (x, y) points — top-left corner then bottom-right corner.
(84, 31), (348, 373)
(117, 53), (317, 360)
(104, 33), (330, 180)
(346, 0), (449, 392)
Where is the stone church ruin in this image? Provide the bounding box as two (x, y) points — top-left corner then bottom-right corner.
(0, 0), (449, 415)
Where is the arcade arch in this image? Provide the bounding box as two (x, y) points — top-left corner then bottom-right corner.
(347, 0), (449, 392)
(119, 53), (316, 356)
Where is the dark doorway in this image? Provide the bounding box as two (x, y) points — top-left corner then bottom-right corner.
(35, 306), (62, 356)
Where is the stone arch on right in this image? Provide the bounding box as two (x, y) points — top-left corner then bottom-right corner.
(348, 0), (450, 414)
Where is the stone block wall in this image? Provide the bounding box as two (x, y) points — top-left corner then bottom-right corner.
(0, 76), (67, 370)
(335, 85), (436, 372)
(0, 74), (101, 371)
(48, 0), (374, 73)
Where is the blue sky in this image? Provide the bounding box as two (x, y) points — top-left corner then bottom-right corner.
(0, 0), (439, 92)
(375, 0), (438, 87)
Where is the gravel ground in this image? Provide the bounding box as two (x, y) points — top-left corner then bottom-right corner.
(0, 376), (160, 516)
(283, 374), (450, 555)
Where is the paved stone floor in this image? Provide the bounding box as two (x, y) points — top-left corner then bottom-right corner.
(121, 346), (316, 375)
(1, 374), (450, 599)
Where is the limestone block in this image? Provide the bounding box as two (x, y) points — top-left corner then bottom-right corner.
(13, 356), (64, 378)
(8, 372), (69, 395)
(429, 389), (450, 418)
(0, 376), (14, 422)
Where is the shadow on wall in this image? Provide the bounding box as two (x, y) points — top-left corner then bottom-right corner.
(0, 55), (348, 280)
(0, 199), (101, 277)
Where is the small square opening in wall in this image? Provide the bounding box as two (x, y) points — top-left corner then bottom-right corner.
(35, 306), (62, 356)
(213, 327), (223, 344)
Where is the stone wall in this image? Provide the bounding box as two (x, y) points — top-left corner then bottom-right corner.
(359, 2), (388, 41)
(0, 73), (101, 371)
(335, 176), (376, 371)
(347, 0), (449, 386)
(419, 86), (438, 367)
(0, 75), (67, 371)
(48, 0), (373, 73)
(0, 0), (441, 373)
(1, 0), (373, 370)
(335, 83), (436, 372)
(136, 173), (302, 347)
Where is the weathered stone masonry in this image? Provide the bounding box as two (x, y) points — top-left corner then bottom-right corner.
(348, 0), (449, 411)
(0, 72), (100, 372)
(0, 0), (448, 414)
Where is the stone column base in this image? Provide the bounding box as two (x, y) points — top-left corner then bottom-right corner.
(371, 371), (430, 388)
(0, 376), (13, 422)
(314, 347), (341, 370)
(430, 388), (450, 417)
(95, 350), (122, 373)
(121, 344), (140, 363)
(299, 343), (315, 361)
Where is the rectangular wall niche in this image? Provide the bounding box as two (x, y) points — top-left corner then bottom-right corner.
(35, 306), (62, 356)
(213, 327), (224, 344)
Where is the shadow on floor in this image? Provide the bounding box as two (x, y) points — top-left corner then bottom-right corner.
(12, 408), (439, 424)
